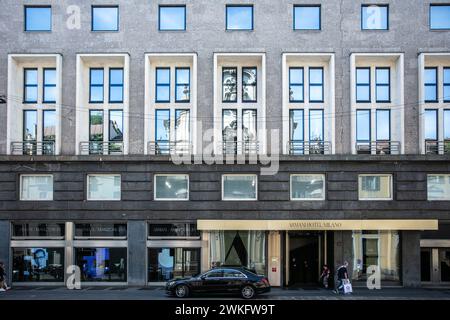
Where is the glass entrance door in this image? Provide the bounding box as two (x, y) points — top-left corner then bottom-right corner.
(421, 247), (450, 284)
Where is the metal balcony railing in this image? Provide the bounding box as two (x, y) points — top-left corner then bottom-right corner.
(79, 141), (124, 155)
(425, 140), (450, 155)
(11, 141), (55, 155)
(221, 141), (259, 155)
(287, 141), (331, 155)
(356, 141), (401, 155)
(148, 141), (193, 155)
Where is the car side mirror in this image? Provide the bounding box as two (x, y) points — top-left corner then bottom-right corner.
(200, 275), (206, 280)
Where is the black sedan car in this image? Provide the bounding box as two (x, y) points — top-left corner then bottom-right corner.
(166, 267), (271, 299)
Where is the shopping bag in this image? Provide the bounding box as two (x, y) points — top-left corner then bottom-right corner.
(343, 280), (353, 294)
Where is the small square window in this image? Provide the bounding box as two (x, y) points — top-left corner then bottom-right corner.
(87, 174), (121, 201)
(294, 5), (321, 30)
(92, 6), (119, 31)
(222, 174), (257, 200)
(154, 174), (189, 200)
(428, 174), (450, 200)
(358, 174), (392, 200)
(25, 6), (52, 31)
(361, 5), (389, 30)
(159, 6), (186, 31)
(226, 5), (253, 30)
(20, 175), (53, 201)
(430, 5), (450, 30)
(291, 174), (325, 200)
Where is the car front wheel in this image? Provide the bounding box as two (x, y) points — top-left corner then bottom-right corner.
(241, 285), (255, 299)
(175, 284), (189, 298)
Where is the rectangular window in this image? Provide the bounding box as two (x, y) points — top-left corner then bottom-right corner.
(445, 109), (450, 140)
(25, 6), (51, 31)
(20, 175), (53, 201)
(376, 109), (390, 141)
(222, 67), (237, 102)
(356, 109), (371, 142)
(75, 248), (127, 282)
(92, 6), (119, 31)
(226, 5), (253, 30)
(430, 5), (450, 30)
(89, 68), (104, 103)
(175, 67), (190, 102)
(43, 109), (56, 141)
(175, 109), (190, 143)
(159, 5), (186, 31)
(222, 174), (257, 200)
(289, 109), (304, 154)
(155, 109), (170, 144)
(424, 109), (438, 140)
(309, 67), (324, 102)
(242, 67), (257, 102)
(154, 174), (189, 200)
(109, 110), (123, 142)
(428, 174), (450, 200)
(12, 222), (65, 239)
(425, 67), (438, 102)
(242, 109), (257, 141)
(356, 67), (371, 102)
(222, 109), (237, 148)
(23, 110), (37, 141)
(109, 68), (123, 103)
(148, 248), (200, 281)
(444, 67), (450, 102)
(43, 68), (56, 103)
(361, 5), (389, 30)
(13, 248), (64, 282)
(375, 68), (390, 102)
(24, 68), (38, 103)
(291, 174), (325, 200)
(89, 110), (103, 141)
(148, 223), (200, 238)
(156, 68), (170, 103)
(74, 223), (127, 238)
(309, 109), (324, 141)
(289, 68), (304, 102)
(293, 5), (321, 30)
(87, 174), (121, 201)
(358, 174), (392, 200)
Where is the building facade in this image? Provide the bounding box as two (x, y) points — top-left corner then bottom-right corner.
(0, 0), (449, 288)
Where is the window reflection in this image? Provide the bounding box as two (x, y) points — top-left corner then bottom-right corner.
(148, 248), (200, 282)
(43, 110), (56, 141)
(156, 68), (170, 102)
(23, 110), (37, 141)
(356, 109), (371, 141)
(424, 109), (438, 140)
(175, 109), (190, 142)
(13, 248), (64, 282)
(376, 109), (390, 141)
(222, 109), (237, 147)
(24, 69), (38, 103)
(89, 110), (103, 141)
(222, 68), (237, 102)
(226, 6), (253, 30)
(242, 67), (257, 102)
(175, 68), (190, 102)
(289, 68), (304, 102)
(242, 109), (257, 141)
(109, 110), (123, 141)
(75, 248), (127, 282)
(89, 68), (104, 103)
(291, 174), (325, 200)
(309, 109), (323, 141)
(43, 68), (57, 103)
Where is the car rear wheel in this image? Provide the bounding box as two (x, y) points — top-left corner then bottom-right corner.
(241, 285), (255, 299)
(175, 284), (189, 298)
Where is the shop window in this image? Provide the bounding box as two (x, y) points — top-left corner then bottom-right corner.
(87, 174), (121, 201)
(148, 222), (200, 239)
(74, 223), (127, 239)
(20, 174), (53, 201)
(12, 248), (64, 282)
(12, 222), (65, 239)
(154, 174), (189, 200)
(222, 174), (257, 200)
(75, 248), (127, 282)
(291, 174), (325, 200)
(358, 174), (392, 200)
(428, 174), (450, 200)
(148, 248), (200, 282)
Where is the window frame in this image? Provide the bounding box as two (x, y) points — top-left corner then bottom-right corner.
(427, 174), (450, 201)
(222, 67), (238, 103)
(361, 4), (389, 31)
(43, 68), (57, 103)
(24, 5), (52, 32)
(242, 66), (257, 103)
(290, 173), (326, 201)
(86, 174), (121, 201)
(293, 5), (321, 30)
(42, 109), (56, 142)
(376, 109), (391, 141)
(424, 108), (439, 141)
(242, 109), (257, 142)
(356, 109), (372, 143)
(221, 174), (258, 201)
(154, 174), (190, 201)
(375, 67), (391, 103)
(89, 109), (104, 142)
(444, 67), (450, 102)
(91, 5), (120, 32)
(289, 67), (305, 103)
(158, 5), (187, 31)
(358, 173), (393, 201)
(225, 5), (254, 31)
(309, 109), (324, 142)
(23, 68), (38, 104)
(424, 67), (438, 103)
(108, 109), (124, 142)
(356, 67), (371, 103)
(89, 68), (104, 104)
(108, 68), (124, 103)
(23, 109), (37, 142)
(308, 67), (324, 103)
(430, 4), (450, 30)
(20, 174), (54, 201)
(175, 67), (190, 103)
(155, 108), (171, 143)
(155, 67), (171, 103)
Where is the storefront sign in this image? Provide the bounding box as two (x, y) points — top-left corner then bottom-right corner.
(197, 219), (439, 231)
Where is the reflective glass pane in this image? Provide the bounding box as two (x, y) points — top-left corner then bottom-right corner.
(44, 86), (56, 102)
(176, 68), (189, 84)
(376, 86), (390, 102)
(25, 86), (38, 102)
(156, 68), (170, 84)
(290, 68), (303, 84)
(90, 87), (103, 102)
(242, 109), (257, 141)
(445, 110), (450, 140)
(13, 248), (64, 282)
(25, 7), (52, 31)
(156, 86), (170, 102)
(44, 69), (56, 85)
(357, 68), (370, 84)
(362, 5), (388, 30)
(291, 174), (325, 200)
(75, 223), (127, 238)
(92, 6), (119, 31)
(226, 6), (253, 30)
(43, 110), (56, 141)
(357, 86), (370, 102)
(430, 5), (450, 29)
(23, 110), (37, 141)
(87, 175), (121, 200)
(222, 109), (237, 142)
(424, 110), (438, 140)
(359, 175), (392, 199)
(89, 110), (103, 141)
(159, 6), (186, 30)
(425, 85), (437, 101)
(444, 68), (450, 84)
(376, 69), (389, 85)
(290, 109), (304, 141)
(223, 175), (257, 200)
(175, 109), (190, 142)
(176, 85), (190, 102)
(290, 85), (304, 102)
(155, 175), (189, 200)
(109, 110), (123, 141)
(21, 175), (53, 201)
(444, 85), (450, 102)
(309, 109), (323, 141)
(309, 68), (323, 84)
(109, 69), (123, 85)
(12, 222), (65, 238)
(148, 223), (199, 238)
(155, 109), (170, 141)
(356, 110), (371, 141)
(427, 175), (450, 200)
(222, 68), (237, 101)
(294, 6), (320, 30)
(75, 248), (127, 282)
(309, 86), (323, 101)
(176, 68), (190, 101)
(425, 68), (437, 84)
(90, 69), (104, 85)
(376, 110), (390, 140)
(243, 67), (257, 101)
(148, 248), (200, 282)
(109, 86), (123, 102)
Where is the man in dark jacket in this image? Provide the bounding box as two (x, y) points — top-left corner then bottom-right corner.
(0, 262), (10, 291)
(333, 261), (349, 294)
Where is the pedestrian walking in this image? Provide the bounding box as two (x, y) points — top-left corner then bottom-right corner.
(0, 261), (10, 292)
(319, 264), (331, 289)
(333, 261), (349, 294)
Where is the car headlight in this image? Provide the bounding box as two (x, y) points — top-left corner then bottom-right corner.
(168, 281), (176, 287)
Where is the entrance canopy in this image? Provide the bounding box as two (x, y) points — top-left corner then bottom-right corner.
(197, 219), (439, 231)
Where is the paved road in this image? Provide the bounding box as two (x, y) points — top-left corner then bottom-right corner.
(1, 286), (449, 300)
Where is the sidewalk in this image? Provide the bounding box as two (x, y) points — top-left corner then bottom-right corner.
(0, 286), (449, 300)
